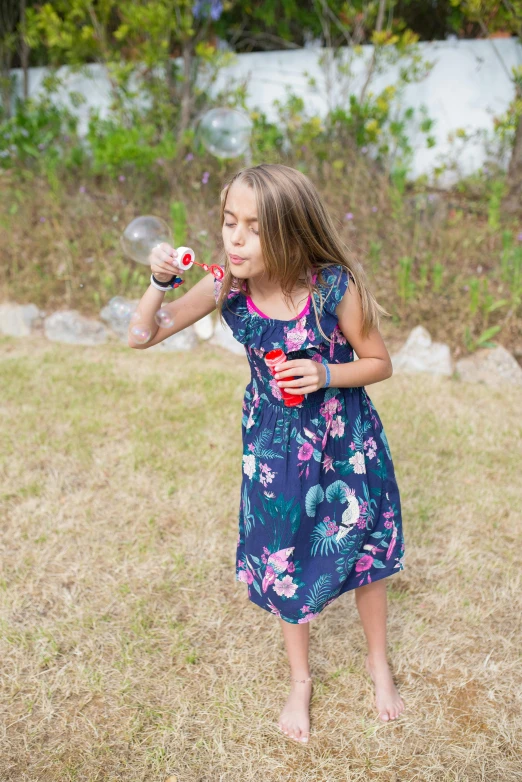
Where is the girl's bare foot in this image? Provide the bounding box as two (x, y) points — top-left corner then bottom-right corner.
(365, 655), (405, 722)
(278, 678), (312, 743)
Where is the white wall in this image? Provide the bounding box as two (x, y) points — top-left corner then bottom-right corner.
(9, 38), (521, 185)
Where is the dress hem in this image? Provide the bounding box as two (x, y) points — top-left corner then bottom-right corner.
(236, 563), (405, 625)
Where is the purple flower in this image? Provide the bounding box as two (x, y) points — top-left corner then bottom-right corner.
(301, 145), (308, 152)
(118, 174), (126, 182)
(38, 143), (45, 151)
(371, 206), (378, 213)
(192, 0), (223, 21)
(185, 152), (194, 162)
(298, 442), (314, 461)
(355, 554), (374, 573)
(79, 185), (86, 194)
(517, 232), (522, 242)
(155, 157), (165, 166)
(427, 193), (436, 202)
(202, 171), (210, 184)
(39, 217), (46, 223)
(361, 146), (368, 154)
(345, 212), (354, 221)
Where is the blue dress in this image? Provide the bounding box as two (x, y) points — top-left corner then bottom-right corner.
(214, 264), (405, 624)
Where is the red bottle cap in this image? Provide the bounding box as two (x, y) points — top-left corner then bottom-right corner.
(264, 348), (286, 367)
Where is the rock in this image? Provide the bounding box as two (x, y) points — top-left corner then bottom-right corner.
(391, 325), (452, 376)
(149, 327), (198, 352)
(44, 310), (108, 346)
(100, 299), (139, 341)
(0, 303), (42, 337)
(456, 345), (522, 387)
(209, 319), (246, 356)
(193, 313), (214, 341)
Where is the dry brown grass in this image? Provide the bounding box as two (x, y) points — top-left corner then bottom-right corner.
(0, 335), (521, 781)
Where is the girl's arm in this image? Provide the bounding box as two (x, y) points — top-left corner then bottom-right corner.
(328, 280), (393, 388)
(274, 281), (392, 394)
(128, 272), (216, 350)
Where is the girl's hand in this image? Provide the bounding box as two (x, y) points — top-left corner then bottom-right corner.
(149, 242), (182, 283)
(274, 359), (327, 395)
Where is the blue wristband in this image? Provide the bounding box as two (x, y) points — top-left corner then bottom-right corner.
(321, 358), (331, 388)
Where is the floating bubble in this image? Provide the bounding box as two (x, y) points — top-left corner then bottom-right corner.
(129, 324), (151, 344)
(109, 296), (134, 320)
(120, 216), (172, 265)
(154, 308), (175, 328)
(197, 108), (253, 159)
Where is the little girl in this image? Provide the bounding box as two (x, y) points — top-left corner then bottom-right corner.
(129, 163), (406, 744)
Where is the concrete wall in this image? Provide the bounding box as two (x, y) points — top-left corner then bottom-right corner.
(9, 38), (521, 185)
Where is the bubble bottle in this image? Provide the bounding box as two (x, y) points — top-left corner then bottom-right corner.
(264, 348), (305, 407)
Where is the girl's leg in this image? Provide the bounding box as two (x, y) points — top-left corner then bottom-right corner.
(354, 579), (405, 721)
(277, 619), (312, 743)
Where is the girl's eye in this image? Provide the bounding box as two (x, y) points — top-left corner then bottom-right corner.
(224, 222), (258, 235)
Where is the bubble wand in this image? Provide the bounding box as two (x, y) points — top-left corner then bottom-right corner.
(174, 246), (224, 281)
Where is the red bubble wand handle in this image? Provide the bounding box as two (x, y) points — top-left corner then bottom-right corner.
(174, 246), (224, 281)
(264, 348), (305, 407)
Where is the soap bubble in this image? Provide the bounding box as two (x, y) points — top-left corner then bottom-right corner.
(129, 324), (151, 344)
(121, 216), (172, 265)
(197, 108), (253, 159)
(109, 296), (134, 320)
(154, 308), (175, 328)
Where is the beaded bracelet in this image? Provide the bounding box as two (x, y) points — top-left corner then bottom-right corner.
(320, 357), (331, 388)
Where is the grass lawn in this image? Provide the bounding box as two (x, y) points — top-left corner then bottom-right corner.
(0, 336), (521, 781)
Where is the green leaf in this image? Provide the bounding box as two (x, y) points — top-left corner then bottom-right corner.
(333, 460), (354, 476)
(486, 299), (508, 313)
(476, 325), (502, 346)
(289, 503), (301, 535)
(305, 484), (324, 517)
(325, 480), (349, 504)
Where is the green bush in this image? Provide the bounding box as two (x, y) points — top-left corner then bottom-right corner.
(86, 116), (177, 175)
(0, 98), (81, 172)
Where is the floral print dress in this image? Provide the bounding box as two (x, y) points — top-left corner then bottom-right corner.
(213, 264), (405, 624)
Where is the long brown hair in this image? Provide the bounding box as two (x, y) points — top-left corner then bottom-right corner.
(216, 163), (389, 341)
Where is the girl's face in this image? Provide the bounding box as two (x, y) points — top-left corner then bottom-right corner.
(222, 181), (265, 280)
